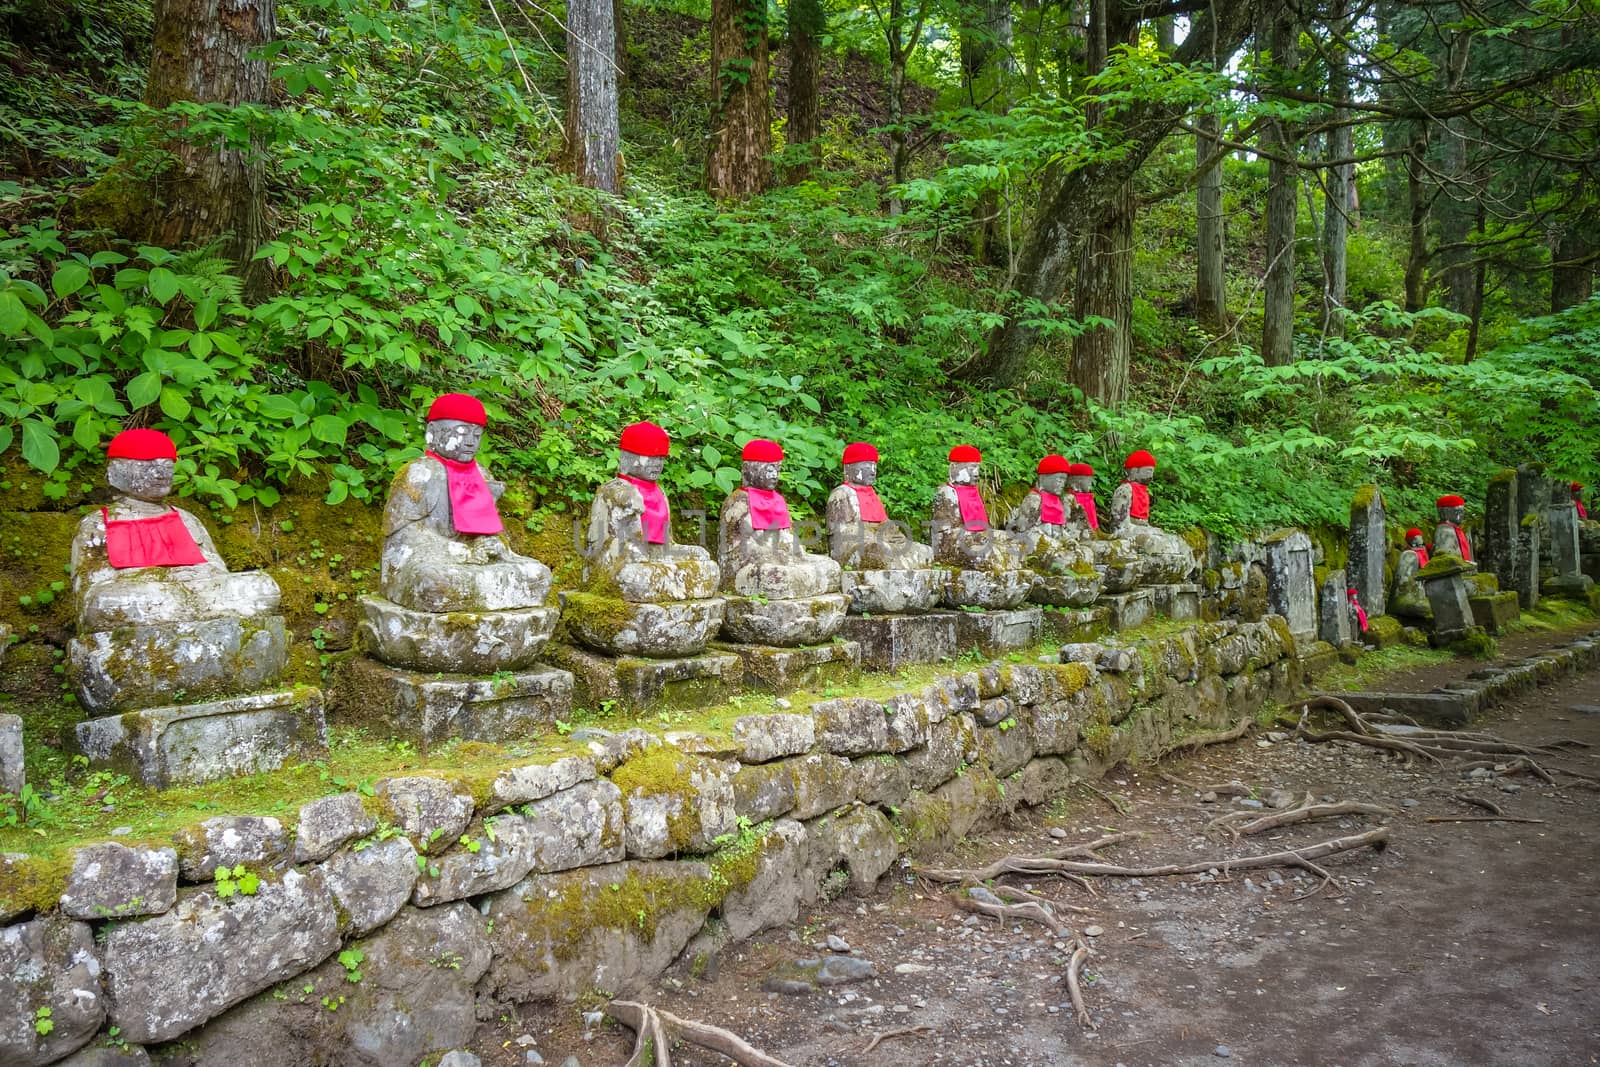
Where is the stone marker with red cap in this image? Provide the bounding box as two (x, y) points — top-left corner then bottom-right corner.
(68, 429), (325, 786)
(928, 445), (1032, 610)
(1390, 527), (1433, 621)
(1107, 448), (1199, 585)
(826, 441), (941, 614)
(1004, 455), (1102, 607)
(569, 421), (725, 658)
(716, 439), (848, 647)
(1430, 494), (1476, 568)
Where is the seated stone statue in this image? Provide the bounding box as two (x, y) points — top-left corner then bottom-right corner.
(826, 441), (940, 614)
(1108, 450), (1199, 584)
(1004, 454), (1101, 606)
(69, 429), (287, 713)
(1065, 461), (1139, 592)
(571, 421), (723, 656)
(361, 394), (557, 673)
(1390, 527), (1432, 620)
(1430, 494), (1477, 571)
(930, 445), (1031, 609)
(717, 438), (847, 644)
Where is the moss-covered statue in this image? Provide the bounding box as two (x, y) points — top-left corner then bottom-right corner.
(362, 393), (557, 673)
(1108, 449), (1199, 584)
(68, 429), (290, 713)
(1390, 527), (1432, 620)
(826, 441), (941, 614)
(1004, 454), (1102, 606)
(929, 444), (1031, 609)
(1430, 494), (1476, 570)
(1064, 461), (1140, 592)
(717, 438), (847, 644)
(571, 421), (724, 656)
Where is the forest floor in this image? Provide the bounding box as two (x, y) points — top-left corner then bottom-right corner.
(484, 630), (1600, 1067)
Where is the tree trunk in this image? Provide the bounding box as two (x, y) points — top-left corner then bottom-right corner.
(1261, 1), (1299, 366)
(1551, 215), (1593, 313)
(1320, 0), (1351, 336)
(1403, 131), (1430, 312)
(961, 0), (1012, 260)
(785, 0), (824, 182)
(706, 0), (771, 198)
(566, 0), (621, 194)
(613, 0), (628, 85)
(1436, 32), (1475, 316)
(1195, 112), (1226, 330)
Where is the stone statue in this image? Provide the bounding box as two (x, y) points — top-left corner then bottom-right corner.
(929, 445), (1031, 609)
(1108, 450), (1199, 583)
(361, 394), (557, 673)
(1572, 481), (1589, 522)
(717, 438), (847, 644)
(1065, 461), (1139, 592)
(1430, 494), (1476, 570)
(1390, 527), (1432, 620)
(1065, 463), (1100, 538)
(826, 441), (941, 613)
(1004, 455), (1101, 606)
(571, 421), (723, 656)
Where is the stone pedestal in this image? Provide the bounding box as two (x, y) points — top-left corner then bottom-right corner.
(544, 643), (742, 712)
(74, 688), (326, 788)
(837, 613), (959, 671)
(839, 570), (943, 615)
(941, 569), (1032, 610)
(720, 594), (848, 646)
(1543, 498), (1592, 599)
(1039, 605), (1110, 644)
(1481, 470), (1520, 596)
(1348, 485), (1387, 619)
(1097, 590), (1152, 631)
(1512, 516), (1543, 610)
(334, 658), (572, 747)
(953, 608), (1042, 655)
(1027, 571), (1103, 607)
(1421, 563), (1475, 640)
(0, 713), (21, 796)
(1148, 583), (1201, 621)
(1262, 528), (1317, 644)
(1299, 639), (1340, 680)
(358, 596), (558, 674)
(713, 641), (860, 693)
(561, 593), (724, 658)
(1469, 592), (1520, 634)
(1317, 570), (1353, 648)
(69, 616), (291, 716)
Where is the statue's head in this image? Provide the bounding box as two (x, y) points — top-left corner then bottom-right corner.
(1067, 461), (1095, 494)
(1124, 450), (1156, 485)
(425, 393), (487, 463)
(1573, 481), (1585, 503)
(948, 444), (982, 486)
(106, 429), (177, 502)
(1435, 494), (1466, 525)
(619, 421), (669, 481)
(1036, 454), (1069, 496)
(1405, 527), (1426, 550)
(842, 442), (878, 488)
(741, 439), (783, 491)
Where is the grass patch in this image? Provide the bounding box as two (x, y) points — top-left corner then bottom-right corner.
(1313, 644), (1456, 692)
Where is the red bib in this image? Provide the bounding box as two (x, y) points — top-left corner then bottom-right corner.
(1073, 491), (1099, 531)
(1032, 488), (1064, 526)
(1445, 522), (1472, 562)
(846, 484), (887, 523)
(744, 487), (791, 531)
(1579, 502), (1589, 521)
(949, 484), (988, 530)
(103, 508), (206, 569)
(1125, 481), (1150, 521)
(426, 452), (504, 535)
(619, 475), (669, 544)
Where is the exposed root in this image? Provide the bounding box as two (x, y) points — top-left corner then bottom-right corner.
(1208, 798), (1394, 837)
(955, 891), (1072, 936)
(860, 1026), (934, 1054)
(1157, 771), (1256, 797)
(1160, 717), (1254, 757)
(1424, 814), (1546, 825)
(1080, 782), (1131, 814)
(916, 831), (1141, 888)
(1065, 943), (1094, 1029)
(606, 1001), (793, 1067)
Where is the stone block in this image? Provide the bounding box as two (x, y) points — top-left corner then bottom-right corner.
(1299, 639), (1340, 681)
(1421, 563), (1475, 637)
(812, 696), (889, 755)
(941, 569), (1032, 610)
(1361, 614), (1404, 649)
(0, 917), (105, 1067)
(1325, 690), (1472, 728)
(839, 568), (943, 614)
(1038, 605), (1110, 643)
(173, 816), (288, 880)
(1027, 571), (1103, 608)
(561, 593), (725, 657)
(883, 691), (931, 751)
(543, 642), (742, 713)
(0, 713), (20, 797)
(837, 612), (959, 671)
(374, 776), (474, 855)
(718, 819), (809, 940)
(293, 792), (377, 863)
(1469, 591), (1521, 634)
(320, 835), (419, 935)
(74, 687), (326, 789)
(60, 842), (178, 920)
(1317, 569), (1353, 648)
(488, 755), (598, 810)
(732, 713), (815, 763)
(904, 716), (969, 792)
(852, 756), (910, 806)
(714, 640), (860, 694)
(720, 594), (848, 646)
(787, 753), (858, 819)
(69, 616), (290, 715)
(1148, 582), (1202, 621)
(952, 607), (1042, 656)
(1482, 470), (1520, 597)
(357, 595), (557, 674)
(612, 748), (736, 857)
(1513, 515), (1543, 610)
(1542, 573), (1596, 600)
(333, 657), (572, 748)
(732, 760), (797, 822)
(1261, 528), (1317, 641)
(1009, 757), (1070, 808)
(804, 805), (897, 898)
(1097, 590), (1152, 631)
(1031, 699), (1078, 755)
(1348, 484), (1388, 618)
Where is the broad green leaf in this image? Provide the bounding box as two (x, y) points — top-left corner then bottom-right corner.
(159, 386), (192, 420)
(0, 291), (26, 335)
(325, 479), (349, 505)
(51, 263), (90, 299)
(148, 267), (180, 305)
(20, 418), (59, 473)
(310, 414), (348, 445)
(126, 371), (162, 409)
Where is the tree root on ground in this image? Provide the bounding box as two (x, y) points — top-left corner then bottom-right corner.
(1206, 797), (1394, 837)
(860, 1026), (934, 1054)
(1157, 771), (1256, 797)
(605, 1001), (793, 1067)
(1160, 718), (1254, 758)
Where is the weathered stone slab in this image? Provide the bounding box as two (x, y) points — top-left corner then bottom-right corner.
(69, 616), (290, 715)
(904, 716), (971, 792)
(1481, 470), (1519, 597)
(320, 834), (419, 935)
(1027, 571), (1103, 608)
(804, 805), (897, 898)
(1, 918), (105, 1067)
(839, 568), (943, 615)
(543, 642), (742, 713)
(852, 755), (910, 806)
(787, 753), (858, 819)
(102, 867), (340, 1044)
(713, 640), (860, 694)
(1148, 582), (1202, 621)
(1421, 562), (1475, 638)
(837, 612), (958, 672)
(488, 754), (598, 810)
(1324, 690), (1472, 728)
(374, 776), (474, 855)
(174, 816), (288, 881)
(358, 595), (557, 673)
(0, 713), (21, 797)
(1261, 529), (1317, 641)
(812, 697), (889, 755)
(719, 819), (809, 940)
(333, 657), (572, 748)
(1318, 570), (1353, 648)
(732, 713), (815, 763)
(53, 1046), (151, 1067)
(1038, 604), (1110, 643)
(1469, 591), (1520, 634)
(1348, 484), (1388, 618)
(293, 792), (377, 863)
(613, 749), (736, 858)
(941, 569), (1032, 610)
(74, 687), (326, 789)
(562, 593), (725, 658)
(1096, 590), (1152, 631)
(731, 760), (798, 822)
(60, 842), (178, 919)
(720, 593), (848, 646)
(952, 607), (1042, 656)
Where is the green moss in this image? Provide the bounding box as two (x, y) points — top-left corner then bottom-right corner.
(1350, 483), (1380, 510)
(526, 865), (720, 960)
(0, 851), (72, 919)
(561, 590), (635, 637)
(1041, 661), (1093, 696)
(1489, 468), (1517, 485)
(1468, 573), (1500, 596)
(610, 746), (705, 853)
(1448, 629), (1498, 659)
(705, 818), (776, 894)
(1418, 556), (1467, 579)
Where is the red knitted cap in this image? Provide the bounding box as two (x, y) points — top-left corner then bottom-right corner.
(1037, 454), (1070, 475)
(1124, 449), (1156, 470)
(742, 439), (784, 463)
(620, 421), (670, 457)
(427, 393), (487, 426)
(1068, 462), (1094, 477)
(107, 428), (177, 461)
(1573, 481), (1584, 492)
(1405, 527), (1423, 540)
(842, 442), (879, 465)
(1436, 494), (1465, 507)
(949, 445), (982, 463)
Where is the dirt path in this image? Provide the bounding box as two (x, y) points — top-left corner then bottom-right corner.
(486, 646), (1600, 1067)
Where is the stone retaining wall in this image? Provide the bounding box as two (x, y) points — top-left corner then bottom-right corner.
(1, 616), (1309, 1067)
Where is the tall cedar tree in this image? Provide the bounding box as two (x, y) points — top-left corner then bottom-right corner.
(786, 0), (825, 183)
(1260, 0), (1299, 366)
(566, 0), (621, 193)
(707, 0), (771, 197)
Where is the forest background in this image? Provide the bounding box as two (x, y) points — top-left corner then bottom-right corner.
(1, 0), (1598, 544)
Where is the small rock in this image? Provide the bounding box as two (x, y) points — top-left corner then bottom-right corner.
(438, 1054), (482, 1067)
(560, 1059), (581, 1067)
(1215, 1046), (1232, 1058)
(1264, 789), (1294, 810)
(967, 885), (1004, 907)
(1400, 798), (1420, 809)
(1255, 739), (1273, 748)
(1238, 798), (1264, 810)
(1498, 782), (1522, 794)
(525, 1053), (545, 1066)
(774, 698), (793, 710)
(1048, 827), (1068, 840)
(110, 826), (133, 836)
(894, 963), (931, 975)
(1265, 731), (1290, 742)
(827, 934), (851, 953)
(1083, 925), (1104, 937)
(1199, 791), (1218, 804)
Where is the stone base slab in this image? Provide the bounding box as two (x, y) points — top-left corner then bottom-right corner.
(1323, 690), (1474, 728)
(333, 658), (571, 747)
(840, 569), (943, 615)
(1027, 572), (1103, 607)
(1039, 606), (1110, 644)
(1299, 639), (1341, 681)
(543, 643), (743, 712)
(1541, 574), (1595, 600)
(74, 688), (326, 788)
(359, 596), (558, 674)
(711, 641), (861, 694)
(721, 594), (848, 646)
(1468, 591), (1520, 634)
(69, 615), (290, 716)
(952, 608), (1042, 656)
(837, 613), (959, 671)
(561, 593), (724, 658)
(940, 569), (1032, 610)
(1097, 590), (1152, 631)
(1148, 583), (1202, 621)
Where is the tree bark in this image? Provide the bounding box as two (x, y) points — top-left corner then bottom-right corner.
(1403, 130), (1430, 312)
(1261, 1), (1299, 366)
(1320, 0), (1351, 336)
(566, 0), (621, 194)
(883, 0), (926, 214)
(1195, 111), (1226, 330)
(785, 0), (824, 183)
(1436, 30), (1475, 316)
(1551, 219), (1594, 313)
(707, 0), (771, 198)
(613, 0), (628, 85)
(961, 0), (1013, 261)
